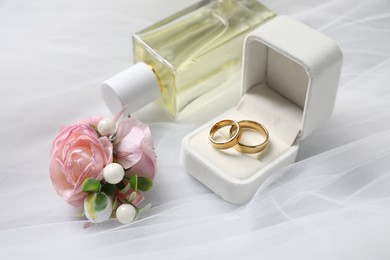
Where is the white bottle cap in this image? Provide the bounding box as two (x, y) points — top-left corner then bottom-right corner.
(101, 62), (161, 115)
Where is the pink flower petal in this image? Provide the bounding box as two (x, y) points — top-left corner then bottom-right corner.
(115, 118), (137, 144)
(128, 144), (157, 180)
(49, 120), (113, 208)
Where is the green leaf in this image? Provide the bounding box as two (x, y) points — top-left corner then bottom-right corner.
(86, 193), (97, 219)
(82, 178), (101, 193)
(101, 183), (116, 197)
(137, 177), (153, 192)
(139, 203), (152, 214)
(134, 203), (152, 222)
(116, 180), (126, 190)
(130, 175), (138, 191)
(128, 191), (137, 201)
(94, 193), (108, 212)
(119, 181), (131, 194)
(112, 199), (119, 211)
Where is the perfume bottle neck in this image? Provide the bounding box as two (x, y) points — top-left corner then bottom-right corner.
(147, 64), (163, 92)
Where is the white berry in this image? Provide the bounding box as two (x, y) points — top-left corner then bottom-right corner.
(116, 204), (137, 224)
(103, 163), (124, 184)
(97, 118), (116, 136)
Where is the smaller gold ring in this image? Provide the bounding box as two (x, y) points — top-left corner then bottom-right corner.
(209, 119), (242, 150)
(230, 120), (269, 154)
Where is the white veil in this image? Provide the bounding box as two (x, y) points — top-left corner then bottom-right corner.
(1, 0), (390, 258)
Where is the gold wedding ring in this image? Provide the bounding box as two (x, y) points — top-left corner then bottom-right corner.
(209, 119), (242, 149)
(230, 120), (269, 154)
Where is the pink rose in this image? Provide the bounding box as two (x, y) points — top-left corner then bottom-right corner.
(50, 119), (113, 208)
(114, 118), (157, 180)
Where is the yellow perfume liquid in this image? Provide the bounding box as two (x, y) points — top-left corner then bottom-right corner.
(133, 0), (275, 118)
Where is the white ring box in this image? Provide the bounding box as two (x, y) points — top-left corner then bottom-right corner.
(180, 16), (343, 204)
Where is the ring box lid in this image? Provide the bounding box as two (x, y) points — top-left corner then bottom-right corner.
(241, 15), (342, 143)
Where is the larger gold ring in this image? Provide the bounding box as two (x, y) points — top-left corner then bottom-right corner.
(230, 120), (269, 154)
(209, 119), (242, 149)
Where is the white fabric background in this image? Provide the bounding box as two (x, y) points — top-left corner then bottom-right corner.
(1, 0), (390, 259)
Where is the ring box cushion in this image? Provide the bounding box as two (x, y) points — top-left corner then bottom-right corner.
(180, 15), (343, 203)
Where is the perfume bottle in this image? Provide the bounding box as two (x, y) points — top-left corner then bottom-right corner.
(101, 0), (276, 118)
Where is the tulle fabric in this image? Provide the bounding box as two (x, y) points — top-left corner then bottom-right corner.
(1, 0), (390, 259)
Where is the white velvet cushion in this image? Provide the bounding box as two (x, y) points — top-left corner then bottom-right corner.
(190, 83), (302, 181)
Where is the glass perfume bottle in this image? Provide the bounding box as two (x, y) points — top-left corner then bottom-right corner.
(101, 0), (276, 118)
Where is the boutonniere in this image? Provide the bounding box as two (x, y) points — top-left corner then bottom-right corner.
(49, 108), (156, 224)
